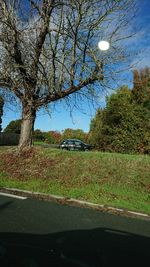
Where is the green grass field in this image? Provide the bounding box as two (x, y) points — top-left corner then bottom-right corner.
(0, 147), (150, 214)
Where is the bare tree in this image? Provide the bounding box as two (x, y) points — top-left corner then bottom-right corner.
(0, 0), (135, 150)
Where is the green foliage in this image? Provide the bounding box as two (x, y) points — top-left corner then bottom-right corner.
(0, 96), (4, 132)
(47, 131), (62, 144)
(62, 128), (87, 142)
(4, 119), (21, 134)
(132, 67), (150, 109)
(33, 128), (88, 144)
(33, 129), (45, 141)
(89, 84), (150, 154)
(42, 131), (61, 144)
(33, 128), (87, 144)
(33, 130), (61, 144)
(88, 109), (103, 146)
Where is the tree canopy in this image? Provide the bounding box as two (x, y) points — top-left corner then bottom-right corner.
(132, 67), (150, 109)
(4, 119), (21, 134)
(62, 128), (87, 142)
(89, 69), (150, 154)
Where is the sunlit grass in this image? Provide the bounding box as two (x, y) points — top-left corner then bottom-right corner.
(0, 147), (150, 214)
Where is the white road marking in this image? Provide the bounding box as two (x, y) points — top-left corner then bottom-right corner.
(0, 192), (27, 200)
(128, 211), (149, 217)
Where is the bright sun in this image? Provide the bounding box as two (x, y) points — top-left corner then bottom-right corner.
(98, 40), (110, 51)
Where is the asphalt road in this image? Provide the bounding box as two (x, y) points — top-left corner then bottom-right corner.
(0, 194), (150, 266)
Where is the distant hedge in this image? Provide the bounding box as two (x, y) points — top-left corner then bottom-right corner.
(0, 133), (20, 146)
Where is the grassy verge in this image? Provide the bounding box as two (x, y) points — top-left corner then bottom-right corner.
(0, 147), (150, 214)
(33, 141), (46, 145)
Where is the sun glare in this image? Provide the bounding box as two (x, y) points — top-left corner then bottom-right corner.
(98, 40), (110, 51)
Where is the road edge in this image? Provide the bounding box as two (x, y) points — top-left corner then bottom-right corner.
(0, 187), (150, 220)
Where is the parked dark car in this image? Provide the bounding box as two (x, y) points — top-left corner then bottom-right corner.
(59, 139), (93, 151)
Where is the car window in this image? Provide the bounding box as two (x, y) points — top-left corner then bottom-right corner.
(74, 141), (82, 146)
(67, 140), (74, 145)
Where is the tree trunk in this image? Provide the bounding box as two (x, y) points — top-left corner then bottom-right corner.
(19, 103), (36, 151)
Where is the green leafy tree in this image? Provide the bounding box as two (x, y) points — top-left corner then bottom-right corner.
(33, 129), (45, 141)
(44, 131), (61, 144)
(0, 96), (4, 132)
(4, 119), (21, 134)
(62, 128), (87, 142)
(90, 86), (150, 154)
(61, 128), (74, 140)
(88, 109), (103, 147)
(132, 67), (150, 109)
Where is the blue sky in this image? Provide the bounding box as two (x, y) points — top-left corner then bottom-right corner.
(1, 0), (150, 133)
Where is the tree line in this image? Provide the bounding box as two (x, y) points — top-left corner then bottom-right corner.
(89, 67), (150, 154)
(3, 119), (88, 144)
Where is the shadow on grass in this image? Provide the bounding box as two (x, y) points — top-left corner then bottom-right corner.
(0, 228), (149, 266)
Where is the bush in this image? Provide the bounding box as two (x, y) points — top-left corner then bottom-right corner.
(89, 86), (150, 154)
(43, 131), (62, 144)
(33, 129), (45, 141)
